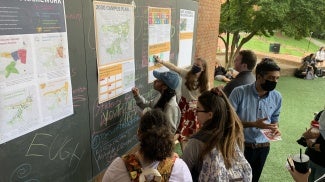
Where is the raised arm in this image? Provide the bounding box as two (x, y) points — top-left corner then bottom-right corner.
(154, 55), (182, 74)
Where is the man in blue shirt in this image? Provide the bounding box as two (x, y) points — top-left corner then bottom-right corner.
(229, 58), (282, 182)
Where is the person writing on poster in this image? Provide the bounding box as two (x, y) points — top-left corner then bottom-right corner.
(154, 55), (209, 150)
(132, 70), (181, 134)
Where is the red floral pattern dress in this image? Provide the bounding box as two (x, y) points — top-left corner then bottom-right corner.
(177, 96), (200, 142)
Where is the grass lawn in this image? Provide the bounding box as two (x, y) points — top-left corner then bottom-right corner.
(241, 35), (320, 57)
(221, 33), (322, 57)
(175, 76), (325, 181)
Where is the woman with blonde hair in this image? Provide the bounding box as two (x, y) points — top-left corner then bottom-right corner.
(154, 56), (209, 149)
(182, 88), (251, 182)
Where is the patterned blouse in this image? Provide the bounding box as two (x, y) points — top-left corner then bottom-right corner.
(199, 145), (252, 182)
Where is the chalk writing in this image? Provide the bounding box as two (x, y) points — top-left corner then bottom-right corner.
(99, 100), (136, 127)
(134, 67), (148, 80)
(94, 99), (122, 117)
(70, 67), (77, 77)
(72, 87), (87, 107)
(92, 93), (139, 133)
(134, 18), (143, 41)
(10, 163), (40, 182)
(86, 0), (96, 50)
(134, 4), (146, 42)
(25, 133), (84, 172)
(65, 13), (82, 22)
(92, 122), (138, 171)
(170, 52), (179, 63)
(170, 25), (176, 37)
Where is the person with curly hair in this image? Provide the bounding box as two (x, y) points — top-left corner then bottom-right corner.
(182, 89), (251, 182)
(154, 56), (209, 150)
(132, 70), (180, 134)
(102, 109), (192, 182)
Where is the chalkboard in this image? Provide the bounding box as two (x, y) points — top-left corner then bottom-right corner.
(0, 0), (198, 181)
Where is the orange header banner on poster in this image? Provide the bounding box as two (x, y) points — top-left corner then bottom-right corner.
(99, 64), (122, 80)
(180, 32), (193, 40)
(149, 42), (170, 55)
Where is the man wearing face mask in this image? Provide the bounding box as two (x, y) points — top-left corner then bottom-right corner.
(229, 58), (282, 182)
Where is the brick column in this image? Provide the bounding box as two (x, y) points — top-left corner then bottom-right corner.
(196, 0), (221, 86)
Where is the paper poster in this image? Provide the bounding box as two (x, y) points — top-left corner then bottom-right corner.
(93, 1), (135, 104)
(148, 7), (171, 83)
(0, 0), (73, 144)
(178, 9), (195, 68)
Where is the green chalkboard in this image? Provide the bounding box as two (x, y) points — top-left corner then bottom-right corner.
(0, 0), (198, 181)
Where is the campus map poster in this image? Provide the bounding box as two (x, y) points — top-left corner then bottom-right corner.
(148, 7), (171, 83)
(93, 1), (135, 104)
(178, 9), (195, 68)
(0, 0), (73, 144)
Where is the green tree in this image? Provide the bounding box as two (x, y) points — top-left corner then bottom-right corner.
(219, 0), (325, 67)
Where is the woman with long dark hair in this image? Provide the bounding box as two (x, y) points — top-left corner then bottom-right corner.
(182, 89), (251, 181)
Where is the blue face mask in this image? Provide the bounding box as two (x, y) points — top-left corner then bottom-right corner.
(191, 65), (202, 74)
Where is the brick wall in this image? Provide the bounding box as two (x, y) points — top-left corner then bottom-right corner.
(196, 0), (221, 86)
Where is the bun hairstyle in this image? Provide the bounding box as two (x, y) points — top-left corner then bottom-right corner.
(138, 109), (174, 161)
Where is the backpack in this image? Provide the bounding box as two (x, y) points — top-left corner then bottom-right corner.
(122, 154), (176, 182)
(198, 146), (252, 182)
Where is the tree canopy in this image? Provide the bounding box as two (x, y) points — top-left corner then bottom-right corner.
(219, 0), (325, 67)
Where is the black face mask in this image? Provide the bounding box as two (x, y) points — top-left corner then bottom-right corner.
(261, 79), (277, 91)
(191, 65), (202, 74)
